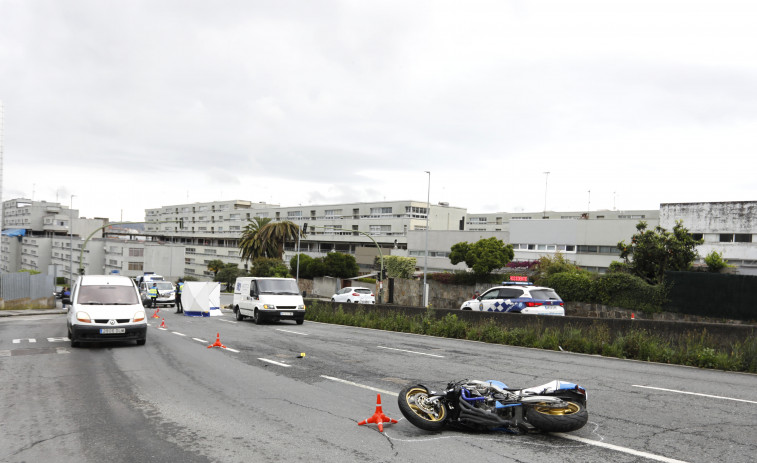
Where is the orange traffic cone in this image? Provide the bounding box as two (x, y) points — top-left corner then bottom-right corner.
(207, 333), (226, 349)
(160, 318), (166, 328)
(631, 313), (635, 320)
(358, 394), (397, 432)
(152, 308), (160, 318)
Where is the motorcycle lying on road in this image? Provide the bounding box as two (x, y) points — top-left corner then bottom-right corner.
(398, 379), (588, 434)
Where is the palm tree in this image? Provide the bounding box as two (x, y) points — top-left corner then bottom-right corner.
(256, 221), (302, 259)
(239, 217), (273, 263)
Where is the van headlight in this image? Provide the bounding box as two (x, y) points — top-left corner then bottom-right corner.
(262, 304), (276, 310)
(76, 312), (92, 323)
(133, 311), (146, 322)
(298, 304), (306, 310)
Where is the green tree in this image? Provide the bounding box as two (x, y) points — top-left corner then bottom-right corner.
(618, 220), (702, 284)
(239, 218), (305, 264)
(323, 252), (360, 278)
(206, 259), (225, 277)
(290, 253), (315, 279)
(704, 250), (731, 272)
(239, 217), (274, 263)
(384, 255), (417, 278)
(215, 263), (245, 290)
(250, 257), (290, 277)
(449, 237), (514, 276)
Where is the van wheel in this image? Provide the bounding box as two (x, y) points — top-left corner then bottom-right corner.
(253, 310), (262, 325)
(69, 329), (79, 348)
(296, 319), (304, 325)
(236, 308), (244, 321)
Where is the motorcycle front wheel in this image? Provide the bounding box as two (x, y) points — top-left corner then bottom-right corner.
(525, 400), (588, 432)
(398, 384), (449, 431)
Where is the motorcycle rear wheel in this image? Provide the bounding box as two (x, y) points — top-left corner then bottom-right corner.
(398, 384), (448, 431)
(525, 400), (588, 432)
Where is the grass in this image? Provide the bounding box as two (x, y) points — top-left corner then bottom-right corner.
(306, 301), (757, 373)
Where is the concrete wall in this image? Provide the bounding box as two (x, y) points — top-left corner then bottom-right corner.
(311, 301), (756, 349)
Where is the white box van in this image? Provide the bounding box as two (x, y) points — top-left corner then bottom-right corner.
(65, 274), (147, 347)
(232, 277), (305, 325)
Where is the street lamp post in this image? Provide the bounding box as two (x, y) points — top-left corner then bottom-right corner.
(69, 195), (75, 284)
(423, 171), (430, 307)
(543, 172), (550, 218)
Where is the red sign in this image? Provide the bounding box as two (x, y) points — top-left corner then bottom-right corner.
(509, 275), (529, 282)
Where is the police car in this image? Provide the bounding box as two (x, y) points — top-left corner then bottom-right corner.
(460, 277), (565, 315)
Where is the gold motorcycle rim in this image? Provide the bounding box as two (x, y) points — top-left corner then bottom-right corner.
(532, 401), (581, 416)
(406, 387), (446, 422)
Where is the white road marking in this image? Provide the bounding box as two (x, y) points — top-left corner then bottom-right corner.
(56, 347), (70, 354)
(29, 339), (37, 343)
(158, 328), (167, 331)
(258, 358), (291, 367)
(376, 346), (444, 358)
(218, 319), (236, 324)
(320, 375), (398, 397)
(276, 329), (308, 336)
(47, 337), (68, 342)
(633, 385), (757, 404)
(0, 350), (10, 357)
(192, 338), (208, 343)
(12, 339), (20, 344)
(171, 332), (187, 336)
(224, 347), (240, 353)
(321, 375), (689, 463)
(554, 433), (690, 463)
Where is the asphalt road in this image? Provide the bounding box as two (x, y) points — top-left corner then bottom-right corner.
(1, 309), (756, 463)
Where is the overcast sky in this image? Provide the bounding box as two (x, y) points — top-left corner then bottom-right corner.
(2, 0), (756, 222)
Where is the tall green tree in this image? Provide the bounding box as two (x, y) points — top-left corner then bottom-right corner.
(206, 259), (225, 277)
(215, 263), (245, 290)
(239, 217), (274, 263)
(449, 237), (514, 276)
(256, 221), (301, 259)
(323, 252), (359, 278)
(617, 220), (702, 284)
(250, 257), (290, 277)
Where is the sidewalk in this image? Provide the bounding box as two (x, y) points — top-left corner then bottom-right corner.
(0, 308), (67, 317)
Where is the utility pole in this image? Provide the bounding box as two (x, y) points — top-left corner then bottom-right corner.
(423, 171), (430, 307)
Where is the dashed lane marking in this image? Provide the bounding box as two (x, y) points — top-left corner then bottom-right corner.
(258, 358), (291, 367)
(276, 329), (308, 336)
(633, 385), (757, 405)
(376, 346), (444, 358)
(171, 332), (187, 336)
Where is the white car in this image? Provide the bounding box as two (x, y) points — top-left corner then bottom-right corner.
(460, 284), (565, 315)
(66, 274), (148, 347)
(331, 286), (375, 304)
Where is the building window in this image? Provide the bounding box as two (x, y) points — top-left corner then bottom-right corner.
(287, 211), (302, 218)
(128, 248), (144, 257)
(735, 234), (753, 243)
(325, 209), (342, 217)
(369, 225), (391, 235)
(128, 262), (144, 271)
(719, 234), (734, 243)
(691, 233), (703, 241)
(369, 207), (392, 216)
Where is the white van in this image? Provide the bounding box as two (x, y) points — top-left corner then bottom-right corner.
(232, 277), (306, 325)
(65, 274), (147, 347)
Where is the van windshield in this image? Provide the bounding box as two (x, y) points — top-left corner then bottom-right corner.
(77, 285), (140, 305)
(154, 282), (173, 290)
(257, 279), (299, 295)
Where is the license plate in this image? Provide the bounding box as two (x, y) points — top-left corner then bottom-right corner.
(100, 328), (126, 334)
(280, 312), (293, 316)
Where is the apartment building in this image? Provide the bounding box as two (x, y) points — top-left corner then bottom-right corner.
(143, 199), (466, 278)
(660, 201), (757, 275)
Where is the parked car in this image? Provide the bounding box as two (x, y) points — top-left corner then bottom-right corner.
(66, 274), (147, 347)
(331, 286), (375, 304)
(460, 284), (564, 315)
(139, 280), (176, 307)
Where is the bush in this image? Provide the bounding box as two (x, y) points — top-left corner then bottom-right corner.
(704, 251), (731, 273)
(542, 271), (594, 302)
(593, 272), (667, 313)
